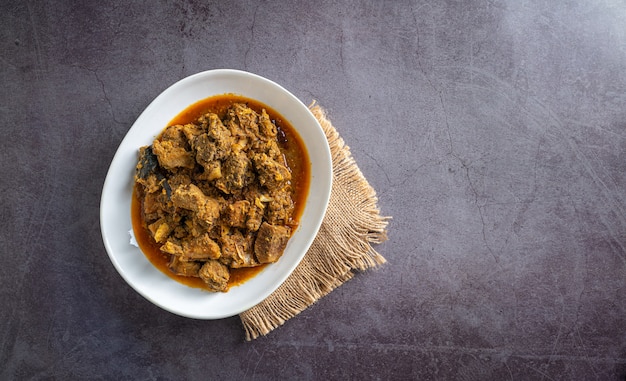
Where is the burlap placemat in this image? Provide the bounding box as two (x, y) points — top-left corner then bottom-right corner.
(239, 104), (390, 340)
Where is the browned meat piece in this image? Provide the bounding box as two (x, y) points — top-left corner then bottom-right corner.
(181, 123), (204, 142)
(225, 103), (259, 137)
(200, 161), (222, 181)
(193, 180), (221, 200)
(258, 109), (277, 139)
(152, 139), (195, 169)
(163, 236), (214, 259)
(136, 173), (161, 195)
(246, 203), (264, 231)
(193, 113), (233, 170)
(219, 229), (258, 268)
(223, 200), (250, 228)
(194, 133), (229, 168)
(171, 184), (221, 226)
(253, 153), (291, 190)
(168, 255), (201, 277)
(147, 218), (172, 243)
(194, 134), (218, 164)
(182, 213), (208, 238)
(170, 183), (205, 209)
(254, 222), (291, 264)
(161, 239), (184, 255)
(215, 152), (253, 194)
(206, 113), (232, 141)
(142, 192), (160, 215)
(242, 185), (267, 231)
(265, 188), (294, 225)
(166, 172), (193, 190)
(265, 139), (283, 161)
(197, 200), (221, 226)
(159, 124), (189, 146)
(199, 260), (230, 291)
(179, 233), (221, 261)
(250, 137), (281, 160)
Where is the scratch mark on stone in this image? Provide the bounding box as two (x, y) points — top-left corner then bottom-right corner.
(271, 340), (626, 365)
(92, 70), (123, 126)
(525, 363), (556, 381)
(252, 347), (265, 379)
(460, 158), (500, 264)
(243, 345), (262, 380)
(415, 29), (499, 263)
(20, 165), (58, 275)
(360, 150), (391, 185)
(547, 295), (565, 365)
(440, 94), (455, 155)
(26, 1), (44, 79)
(244, 3), (261, 71)
(530, 98), (626, 264)
(339, 28), (345, 72)
(379, 158), (440, 197)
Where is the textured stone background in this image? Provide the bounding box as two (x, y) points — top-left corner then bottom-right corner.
(2, 1), (625, 379)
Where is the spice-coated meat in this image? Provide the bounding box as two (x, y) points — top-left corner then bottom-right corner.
(168, 255), (201, 277)
(254, 222), (292, 264)
(198, 260), (230, 292)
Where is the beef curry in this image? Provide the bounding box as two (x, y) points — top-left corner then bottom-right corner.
(132, 95), (309, 292)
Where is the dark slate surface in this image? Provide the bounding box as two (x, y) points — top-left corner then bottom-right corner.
(2, 1), (625, 379)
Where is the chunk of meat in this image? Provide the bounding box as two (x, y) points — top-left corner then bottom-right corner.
(258, 109), (277, 139)
(253, 153), (291, 190)
(265, 188), (294, 225)
(254, 222), (291, 264)
(219, 229), (258, 268)
(194, 133), (229, 168)
(250, 137), (281, 160)
(142, 192), (161, 215)
(204, 113), (231, 142)
(223, 200), (250, 228)
(180, 233), (221, 261)
(193, 113), (233, 169)
(152, 139), (195, 169)
(168, 255), (201, 277)
(199, 260), (230, 291)
(171, 184), (221, 226)
(202, 161), (222, 181)
(243, 185), (267, 231)
(159, 124), (189, 146)
(166, 172), (193, 190)
(161, 239), (184, 256)
(171, 183), (204, 210)
(215, 152), (253, 193)
(148, 218), (172, 243)
(226, 103), (259, 137)
(246, 203), (264, 231)
(181, 123), (204, 142)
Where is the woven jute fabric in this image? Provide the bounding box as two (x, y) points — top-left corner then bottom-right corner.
(239, 104), (390, 340)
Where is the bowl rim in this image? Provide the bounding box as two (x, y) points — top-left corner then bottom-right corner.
(100, 69), (332, 319)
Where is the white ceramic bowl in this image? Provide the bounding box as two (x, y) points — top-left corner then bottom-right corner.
(100, 69), (332, 319)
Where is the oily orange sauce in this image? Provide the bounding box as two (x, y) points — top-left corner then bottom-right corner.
(131, 94), (311, 291)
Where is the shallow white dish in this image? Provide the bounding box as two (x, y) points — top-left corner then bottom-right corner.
(100, 69), (332, 319)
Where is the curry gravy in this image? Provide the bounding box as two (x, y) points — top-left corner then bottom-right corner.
(131, 94), (311, 291)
